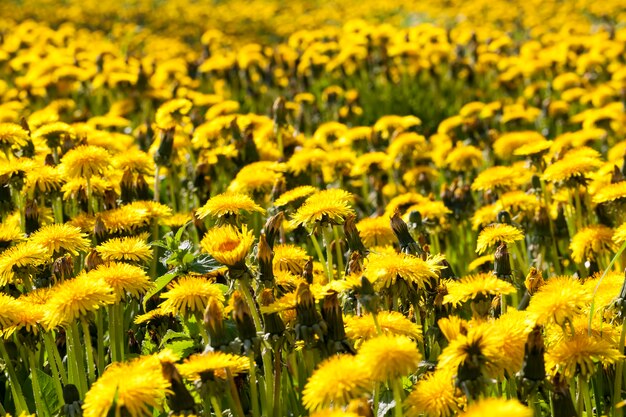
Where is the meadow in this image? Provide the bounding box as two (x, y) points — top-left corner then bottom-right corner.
(1, 0), (626, 416)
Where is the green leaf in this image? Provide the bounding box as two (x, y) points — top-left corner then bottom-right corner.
(34, 369), (60, 415)
(142, 271), (179, 310)
(141, 337), (157, 355)
(163, 339), (197, 359)
(159, 330), (190, 347)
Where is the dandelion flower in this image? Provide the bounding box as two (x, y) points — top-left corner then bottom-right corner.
(526, 276), (591, 326)
(444, 144), (483, 171)
(23, 165), (64, 194)
(291, 189), (355, 229)
(96, 235), (153, 263)
(345, 311), (422, 343)
(443, 273), (515, 307)
(476, 224), (524, 255)
(178, 351), (249, 380)
(59, 145), (111, 179)
(274, 186), (318, 208)
(569, 225), (616, 263)
(405, 368), (460, 417)
(83, 354), (172, 417)
(159, 276), (225, 315)
(200, 225), (254, 267)
(0, 241), (50, 286)
(302, 354), (371, 411)
(437, 326), (500, 376)
(0, 122), (29, 149)
(471, 166), (529, 191)
(87, 262), (152, 301)
(30, 223), (90, 256)
(196, 192), (264, 220)
(43, 274), (115, 329)
(357, 334), (421, 382)
(356, 216), (396, 247)
(365, 252), (443, 289)
(460, 398), (531, 417)
(0, 294), (20, 329)
(542, 156), (601, 184)
(546, 333), (623, 378)
(594, 181), (626, 204)
(273, 243), (310, 274)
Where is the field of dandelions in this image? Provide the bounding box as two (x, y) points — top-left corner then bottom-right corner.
(2, 0), (626, 416)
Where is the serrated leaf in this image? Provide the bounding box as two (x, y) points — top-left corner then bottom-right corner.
(142, 271), (179, 310)
(187, 254), (219, 274)
(160, 329), (191, 347)
(163, 339), (197, 359)
(34, 369), (60, 415)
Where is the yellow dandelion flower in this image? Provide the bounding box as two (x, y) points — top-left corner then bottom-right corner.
(542, 156), (602, 184)
(196, 192), (265, 220)
(0, 294), (20, 329)
(274, 186), (318, 208)
(444, 144), (483, 171)
(100, 205), (151, 234)
(614, 222), (626, 245)
(227, 162), (283, 194)
(83, 354), (172, 417)
(467, 255), (493, 272)
(437, 326), (500, 377)
(546, 333), (623, 378)
(493, 131), (545, 160)
(291, 189), (355, 229)
(344, 311), (422, 343)
(159, 276), (225, 316)
(8, 296), (46, 335)
(96, 235), (152, 263)
(488, 311), (534, 376)
(134, 307), (168, 325)
(200, 225), (255, 267)
(0, 122), (29, 149)
(155, 98), (192, 130)
(23, 165), (64, 194)
(357, 216), (396, 247)
(130, 201), (173, 220)
(471, 165), (529, 191)
(310, 411), (360, 417)
(178, 351), (249, 380)
(44, 274), (115, 329)
(302, 354), (371, 411)
(87, 262), (152, 301)
(569, 225), (616, 263)
(357, 334), (421, 382)
(527, 276), (591, 326)
(460, 398), (531, 417)
(513, 140), (552, 157)
(350, 152), (391, 176)
(593, 181), (626, 204)
(405, 368), (460, 417)
(476, 224), (524, 255)
(0, 241), (50, 286)
(0, 222), (25, 246)
(273, 244), (310, 274)
(443, 273), (515, 307)
(32, 122), (74, 146)
(365, 252), (443, 289)
(112, 149), (154, 175)
(59, 145), (111, 179)
(30, 223), (90, 256)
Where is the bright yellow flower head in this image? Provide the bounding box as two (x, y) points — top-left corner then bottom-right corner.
(345, 311), (422, 344)
(200, 224), (255, 267)
(291, 188), (355, 229)
(83, 354), (172, 417)
(159, 276), (225, 316)
(405, 367), (461, 417)
(196, 192), (265, 220)
(357, 334), (421, 382)
(274, 185), (318, 208)
(364, 252), (443, 290)
(356, 216), (396, 247)
(30, 223), (90, 256)
(59, 145), (111, 179)
(302, 354), (371, 411)
(0, 122), (29, 149)
(546, 333), (623, 378)
(476, 223), (524, 255)
(87, 262), (153, 301)
(569, 224), (616, 263)
(460, 398), (532, 417)
(178, 351), (249, 380)
(96, 235), (153, 263)
(0, 241), (50, 286)
(527, 276), (591, 326)
(443, 273), (516, 307)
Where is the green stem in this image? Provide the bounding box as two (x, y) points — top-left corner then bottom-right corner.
(116, 302), (125, 362)
(43, 331), (67, 384)
(392, 378), (405, 417)
(28, 349), (49, 417)
(272, 344), (282, 417)
(81, 320), (96, 386)
(0, 341), (29, 414)
(333, 226), (344, 279)
(210, 395), (224, 417)
(310, 232), (329, 280)
(96, 310), (105, 377)
(590, 240), (626, 334)
(238, 278), (262, 333)
(67, 321), (88, 397)
(42, 332), (65, 403)
(581, 378), (593, 417)
(108, 304), (119, 363)
(226, 368), (246, 417)
(323, 226), (334, 281)
(614, 318), (626, 417)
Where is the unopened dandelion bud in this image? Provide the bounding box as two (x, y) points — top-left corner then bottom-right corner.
(161, 361), (196, 414)
(357, 276), (380, 314)
(120, 169), (135, 203)
(263, 211), (284, 249)
(321, 291), (353, 354)
(25, 198), (40, 235)
(62, 384), (83, 417)
(52, 254), (74, 280)
(272, 96), (287, 127)
(390, 210), (423, 255)
(347, 251), (363, 275)
(303, 257), (314, 284)
(135, 174), (151, 200)
(153, 128), (175, 167)
(93, 216), (107, 242)
(612, 164), (625, 184)
(493, 243), (512, 279)
(259, 289), (285, 337)
(524, 267), (544, 295)
(344, 214), (366, 254)
(204, 298), (228, 350)
(85, 248), (104, 271)
(550, 373), (578, 417)
(497, 210), (512, 225)
(519, 325), (546, 382)
(232, 291), (258, 352)
(271, 178), (286, 203)
(295, 282), (327, 343)
(257, 234), (274, 286)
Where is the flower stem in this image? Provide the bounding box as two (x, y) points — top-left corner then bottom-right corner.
(28, 349), (49, 417)
(248, 351), (261, 417)
(238, 278), (262, 332)
(96, 310), (105, 376)
(226, 368), (246, 417)
(43, 331), (67, 384)
(392, 378), (405, 417)
(67, 321), (89, 397)
(333, 225), (344, 278)
(81, 319), (96, 385)
(310, 232), (329, 281)
(614, 317), (626, 417)
(590, 240), (626, 334)
(323, 226), (334, 281)
(0, 340), (30, 414)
